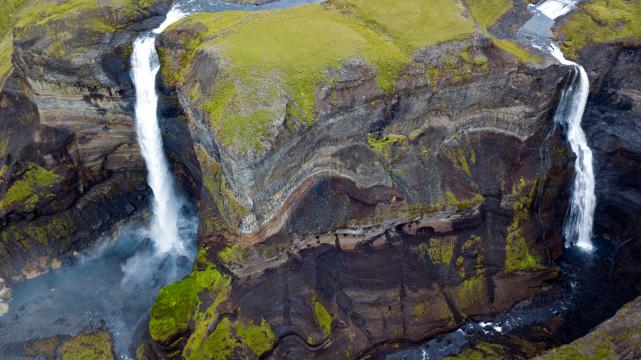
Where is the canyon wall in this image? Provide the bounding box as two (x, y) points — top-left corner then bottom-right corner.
(146, 2), (575, 356)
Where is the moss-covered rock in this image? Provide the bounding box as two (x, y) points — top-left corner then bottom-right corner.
(313, 295), (333, 337)
(60, 331), (115, 360)
(504, 178), (543, 273)
(149, 266), (231, 345)
(558, 0), (641, 59)
(0, 163), (62, 212)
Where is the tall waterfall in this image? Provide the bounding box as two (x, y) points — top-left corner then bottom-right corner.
(528, 0), (595, 251)
(548, 45), (595, 252)
(131, 7), (188, 254)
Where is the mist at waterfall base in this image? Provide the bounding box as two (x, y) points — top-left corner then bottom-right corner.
(0, 213), (198, 359)
(0, 7), (197, 360)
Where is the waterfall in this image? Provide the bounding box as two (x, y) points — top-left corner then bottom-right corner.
(524, 0), (595, 252)
(548, 45), (595, 252)
(131, 7), (188, 254)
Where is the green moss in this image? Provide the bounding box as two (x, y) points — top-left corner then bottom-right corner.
(504, 178), (543, 273)
(413, 303), (427, 317)
(192, 317), (238, 360)
(181, 269), (233, 359)
(367, 133), (407, 163)
(558, 0), (641, 59)
(218, 244), (245, 266)
(444, 147), (475, 176)
(413, 236), (456, 265)
(9, 216), (76, 247)
(492, 38), (542, 63)
(446, 191), (484, 210)
(313, 296), (332, 336)
(234, 319), (277, 356)
(455, 276), (487, 310)
(464, 0), (513, 30)
(428, 236), (456, 265)
(0, 164), (62, 211)
(171, 0), (475, 154)
(149, 267), (230, 344)
(60, 332), (114, 360)
(184, 314), (276, 359)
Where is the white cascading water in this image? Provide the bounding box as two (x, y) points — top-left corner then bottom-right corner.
(535, 0), (595, 252)
(131, 7), (188, 254)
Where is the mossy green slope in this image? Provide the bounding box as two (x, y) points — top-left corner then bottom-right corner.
(0, 0), (29, 80)
(464, 0), (513, 30)
(168, 0), (476, 154)
(60, 332), (115, 360)
(149, 267), (230, 344)
(0, 164), (63, 212)
(559, 0), (641, 58)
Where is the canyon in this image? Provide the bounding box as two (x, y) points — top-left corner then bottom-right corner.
(0, 0), (640, 359)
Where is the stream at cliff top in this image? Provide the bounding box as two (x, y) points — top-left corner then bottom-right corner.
(0, 0), (319, 359)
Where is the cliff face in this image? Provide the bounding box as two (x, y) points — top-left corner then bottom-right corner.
(0, 0), (171, 281)
(3, 0), (639, 358)
(148, 2), (574, 357)
(580, 44), (641, 280)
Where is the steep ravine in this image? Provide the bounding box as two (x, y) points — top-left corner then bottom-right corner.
(0, 0), (640, 359)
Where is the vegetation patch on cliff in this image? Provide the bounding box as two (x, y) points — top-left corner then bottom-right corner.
(464, 0), (513, 30)
(558, 0), (641, 58)
(313, 295), (333, 336)
(13, 0), (160, 58)
(0, 164), (62, 212)
(168, 0), (475, 153)
(504, 178), (543, 273)
(149, 266), (230, 345)
(0, 0), (29, 80)
(444, 342), (511, 359)
(60, 331), (114, 360)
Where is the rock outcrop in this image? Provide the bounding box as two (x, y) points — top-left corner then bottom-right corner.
(148, 1), (575, 358)
(0, 0), (171, 281)
(535, 296), (641, 360)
